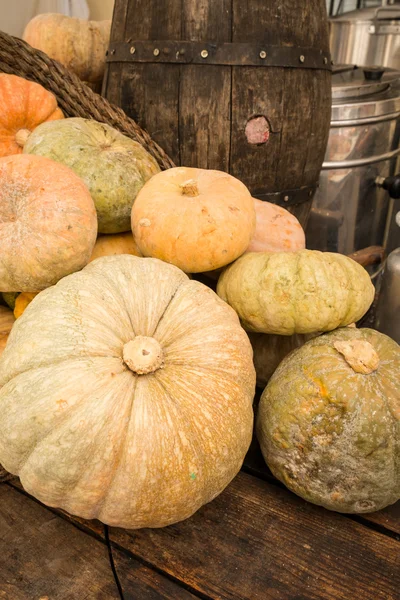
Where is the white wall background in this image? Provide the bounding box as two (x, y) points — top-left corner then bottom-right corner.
(0, 0), (115, 37)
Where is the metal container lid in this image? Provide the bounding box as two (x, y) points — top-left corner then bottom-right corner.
(331, 65), (400, 122)
(330, 6), (400, 23)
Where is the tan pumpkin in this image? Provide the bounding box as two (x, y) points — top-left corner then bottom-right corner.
(247, 199), (305, 253)
(23, 14), (111, 84)
(0, 74), (63, 158)
(89, 233), (142, 263)
(257, 327), (400, 513)
(132, 167), (256, 273)
(0, 154), (97, 291)
(217, 250), (375, 335)
(0, 255), (255, 528)
(0, 306), (15, 355)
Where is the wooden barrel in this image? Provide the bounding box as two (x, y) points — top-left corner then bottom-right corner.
(103, 0), (331, 226)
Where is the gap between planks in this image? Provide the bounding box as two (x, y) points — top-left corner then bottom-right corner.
(6, 480), (213, 600)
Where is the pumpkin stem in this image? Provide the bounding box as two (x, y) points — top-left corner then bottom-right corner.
(333, 339), (379, 374)
(180, 179), (200, 197)
(123, 336), (164, 375)
(15, 129), (31, 148)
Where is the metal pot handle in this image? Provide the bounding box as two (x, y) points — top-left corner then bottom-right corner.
(375, 174), (400, 199)
(347, 246), (385, 268)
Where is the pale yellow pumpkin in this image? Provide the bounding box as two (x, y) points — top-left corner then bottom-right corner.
(217, 250), (375, 335)
(23, 14), (111, 83)
(132, 167), (256, 273)
(0, 306), (14, 355)
(248, 199), (305, 253)
(257, 328), (400, 513)
(89, 233), (142, 262)
(0, 255), (255, 529)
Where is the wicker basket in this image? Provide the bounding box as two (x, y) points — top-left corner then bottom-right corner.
(0, 30), (178, 483)
(0, 30), (175, 170)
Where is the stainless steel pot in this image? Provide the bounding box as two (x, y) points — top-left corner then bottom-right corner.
(374, 247), (400, 343)
(330, 2), (400, 70)
(306, 65), (400, 270)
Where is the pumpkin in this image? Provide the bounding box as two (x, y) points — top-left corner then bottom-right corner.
(0, 74), (63, 158)
(23, 14), (111, 84)
(257, 327), (400, 513)
(23, 118), (160, 234)
(14, 293), (39, 319)
(249, 333), (310, 387)
(0, 255), (255, 528)
(132, 167), (256, 273)
(0, 154), (97, 291)
(217, 250), (375, 335)
(0, 306), (15, 355)
(90, 233), (142, 262)
(248, 199), (305, 253)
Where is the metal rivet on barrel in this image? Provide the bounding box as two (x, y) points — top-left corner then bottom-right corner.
(111, 49), (116, 55)
(130, 46), (136, 54)
(284, 195), (289, 202)
(153, 48), (160, 56)
(259, 50), (267, 59)
(299, 55), (305, 63)
(201, 49), (209, 59)
(323, 57), (328, 64)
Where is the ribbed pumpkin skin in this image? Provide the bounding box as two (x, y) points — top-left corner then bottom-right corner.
(0, 306), (14, 355)
(0, 154), (97, 291)
(0, 74), (63, 157)
(24, 118), (160, 233)
(0, 256), (255, 528)
(217, 250), (375, 335)
(257, 328), (400, 513)
(23, 14), (111, 83)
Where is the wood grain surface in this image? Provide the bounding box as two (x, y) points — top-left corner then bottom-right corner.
(0, 485), (197, 600)
(104, 0), (332, 227)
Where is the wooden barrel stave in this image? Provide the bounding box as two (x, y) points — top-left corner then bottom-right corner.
(104, 0), (331, 227)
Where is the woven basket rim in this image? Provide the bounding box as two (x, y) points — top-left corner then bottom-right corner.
(0, 28), (175, 171)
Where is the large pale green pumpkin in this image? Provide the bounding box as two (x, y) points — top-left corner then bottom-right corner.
(0, 255), (255, 528)
(23, 118), (160, 233)
(217, 250), (375, 335)
(257, 327), (400, 513)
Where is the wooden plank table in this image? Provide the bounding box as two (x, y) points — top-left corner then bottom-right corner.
(1, 413), (399, 600)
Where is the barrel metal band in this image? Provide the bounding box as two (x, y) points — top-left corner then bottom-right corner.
(254, 184), (318, 207)
(106, 41), (331, 70)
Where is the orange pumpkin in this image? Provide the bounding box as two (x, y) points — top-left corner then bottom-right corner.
(13, 293), (40, 319)
(0, 154), (97, 291)
(0, 74), (63, 158)
(89, 233), (143, 262)
(132, 167), (256, 273)
(247, 199), (305, 253)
